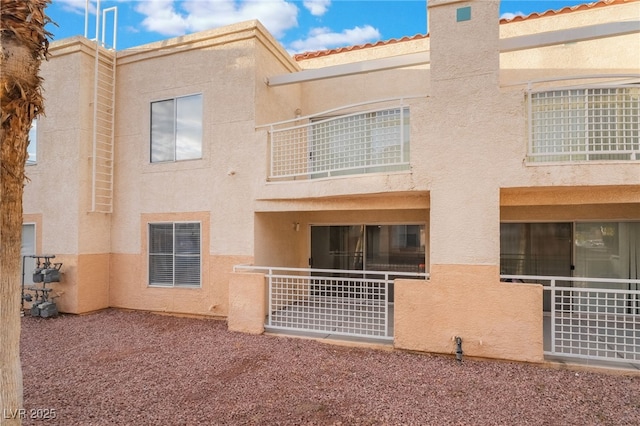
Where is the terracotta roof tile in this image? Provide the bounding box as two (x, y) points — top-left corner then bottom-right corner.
(294, 34), (428, 60)
(293, 0), (635, 61)
(499, 0), (633, 23)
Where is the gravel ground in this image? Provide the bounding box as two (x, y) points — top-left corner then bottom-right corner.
(19, 309), (639, 425)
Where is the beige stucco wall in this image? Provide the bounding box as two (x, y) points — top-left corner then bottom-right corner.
(21, 0), (638, 363)
(107, 210), (253, 316)
(500, 1), (640, 81)
(109, 253), (251, 316)
(254, 201), (429, 268)
(104, 22), (301, 317)
(395, 265), (543, 362)
(22, 38), (113, 314)
(22, 253), (110, 315)
(501, 185), (640, 222)
(24, 38), (95, 254)
(263, 0), (639, 210)
(228, 272), (267, 334)
(112, 23), (272, 257)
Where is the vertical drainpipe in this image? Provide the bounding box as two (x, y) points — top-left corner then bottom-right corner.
(455, 336), (463, 362)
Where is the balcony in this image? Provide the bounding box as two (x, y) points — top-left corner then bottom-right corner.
(503, 274), (640, 369)
(527, 81), (639, 163)
(265, 99), (413, 181)
(234, 265), (639, 368)
(233, 265), (428, 341)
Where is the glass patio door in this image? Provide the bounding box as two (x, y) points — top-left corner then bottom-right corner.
(311, 226), (364, 272)
(311, 224), (426, 273)
(574, 222), (640, 282)
(500, 223), (573, 311)
(311, 224), (426, 302)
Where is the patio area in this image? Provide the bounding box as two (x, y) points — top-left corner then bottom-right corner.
(19, 309), (640, 425)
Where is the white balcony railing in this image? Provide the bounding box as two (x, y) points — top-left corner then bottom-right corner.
(528, 81), (640, 162)
(503, 274), (640, 368)
(265, 99), (414, 181)
(233, 265), (428, 340)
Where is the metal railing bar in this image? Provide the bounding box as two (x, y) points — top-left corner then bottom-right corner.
(550, 278), (556, 354)
(505, 73), (640, 88)
(257, 95), (426, 129)
(269, 275), (390, 285)
(501, 274), (640, 285)
(234, 264), (428, 278)
(527, 150), (639, 157)
(269, 162), (411, 180)
(269, 105), (408, 133)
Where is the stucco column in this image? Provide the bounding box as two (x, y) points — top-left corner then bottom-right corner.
(393, 0), (544, 362)
(228, 272), (266, 334)
(427, 0), (502, 272)
(394, 0), (543, 361)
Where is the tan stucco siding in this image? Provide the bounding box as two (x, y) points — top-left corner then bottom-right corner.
(76, 254), (110, 313)
(112, 37), (260, 257)
(395, 265), (544, 362)
(18, 1), (639, 364)
(254, 206), (429, 268)
(109, 253), (252, 317)
(24, 38), (98, 255)
(108, 211), (253, 317)
(228, 272), (267, 334)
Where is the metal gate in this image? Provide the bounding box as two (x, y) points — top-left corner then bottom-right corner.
(504, 275), (640, 369)
(248, 267), (423, 341)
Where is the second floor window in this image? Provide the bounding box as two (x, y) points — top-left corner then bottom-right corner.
(27, 120), (37, 165)
(151, 94), (203, 163)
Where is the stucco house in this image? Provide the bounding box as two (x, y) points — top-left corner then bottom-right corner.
(22, 0), (639, 367)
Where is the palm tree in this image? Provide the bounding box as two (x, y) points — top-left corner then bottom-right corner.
(0, 1), (51, 423)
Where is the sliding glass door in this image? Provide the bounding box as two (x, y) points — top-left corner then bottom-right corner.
(311, 224), (425, 274)
(500, 223), (573, 311)
(501, 221), (640, 312)
(575, 222), (640, 286)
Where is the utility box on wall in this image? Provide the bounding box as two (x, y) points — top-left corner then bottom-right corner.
(23, 255), (63, 318)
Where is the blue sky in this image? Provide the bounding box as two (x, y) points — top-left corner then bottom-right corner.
(47, 1), (593, 53)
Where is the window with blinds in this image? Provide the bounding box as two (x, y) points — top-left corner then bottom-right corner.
(149, 222), (201, 287)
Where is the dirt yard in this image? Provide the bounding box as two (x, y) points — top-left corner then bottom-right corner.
(19, 309), (639, 425)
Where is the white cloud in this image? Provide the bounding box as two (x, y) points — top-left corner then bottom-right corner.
(500, 11), (526, 21)
(57, 0), (94, 14)
(303, 0), (331, 17)
(135, 0), (298, 38)
(58, 0), (131, 15)
(136, 0), (189, 36)
(288, 25), (381, 53)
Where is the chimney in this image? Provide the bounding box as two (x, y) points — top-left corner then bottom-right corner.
(428, 0), (500, 97)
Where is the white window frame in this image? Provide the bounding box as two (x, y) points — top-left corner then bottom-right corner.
(21, 223), (37, 285)
(150, 93), (203, 163)
(26, 120), (37, 165)
(148, 221), (201, 288)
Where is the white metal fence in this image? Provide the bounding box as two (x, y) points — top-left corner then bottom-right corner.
(235, 266), (427, 340)
(266, 100), (412, 180)
(528, 84), (640, 162)
(503, 275), (640, 367)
